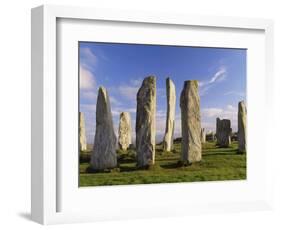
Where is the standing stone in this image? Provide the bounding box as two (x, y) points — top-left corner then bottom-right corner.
(79, 112), (87, 151)
(136, 76), (156, 168)
(91, 87), (117, 170)
(238, 101), (247, 152)
(118, 112), (132, 150)
(180, 80), (201, 163)
(163, 78), (176, 151)
(216, 118), (232, 147)
(200, 128), (206, 144)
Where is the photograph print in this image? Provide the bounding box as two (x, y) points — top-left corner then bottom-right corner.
(79, 42), (247, 187)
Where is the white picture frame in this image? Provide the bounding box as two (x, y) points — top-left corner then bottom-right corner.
(31, 5), (274, 225)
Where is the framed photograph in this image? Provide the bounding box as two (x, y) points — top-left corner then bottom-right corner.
(31, 5), (274, 225)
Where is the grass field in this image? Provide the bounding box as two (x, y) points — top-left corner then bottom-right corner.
(79, 141), (246, 187)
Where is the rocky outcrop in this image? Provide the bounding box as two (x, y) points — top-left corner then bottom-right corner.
(91, 87), (117, 170)
(238, 101), (247, 152)
(136, 76), (156, 168)
(180, 80), (201, 163)
(216, 118), (232, 147)
(118, 112), (132, 150)
(79, 112), (87, 151)
(163, 78), (176, 151)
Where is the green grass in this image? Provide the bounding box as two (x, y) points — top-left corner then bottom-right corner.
(79, 141), (246, 187)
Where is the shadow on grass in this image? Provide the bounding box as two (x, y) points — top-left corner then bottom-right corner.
(160, 162), (180, 169)
(203, 149), (238, 157)
(118, 158), (136, 164)
(160, 160), (193, 169)
(119, 165), (138, 172)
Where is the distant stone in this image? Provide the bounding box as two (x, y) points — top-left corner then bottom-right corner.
(180, 80), (201, 163)
(91, 87), (117, 170)
(136, 76), (156, 168)
(163, 78), (176, 152)
(216, 118), (232, 147)
(118, 112), (132, 150)
(200, 128), (206, 144)
(206, 132), (216, 142)
(79, 112), (87, 151)
(238, 101), (247, 152)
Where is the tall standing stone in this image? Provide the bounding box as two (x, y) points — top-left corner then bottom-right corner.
(118, 112), (132, 150)
(136, 76), (156, 168)
(163, 78), (176, 152)
(238, 101), (247, 152)
(180, 80), (201, 163)
(91, 87), (117, 170)
(200, 128), (206, 144)
(79, 112), (87, 151)
(216, 118), (232, 147)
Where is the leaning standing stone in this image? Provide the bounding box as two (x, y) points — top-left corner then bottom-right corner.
(200, 128), (206, 144)
(180, 80), (201, 163)
(238, 101), (247, 152)
(163, 77), (176, 152)
(136, 76), (156, 168)
(216, 118), (232, 147)
(118, 112), (132, 150)
(79, 112), (87, 151)
(91, 87), (117, 170)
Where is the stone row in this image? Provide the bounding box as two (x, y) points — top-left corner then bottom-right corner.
(79, 76), (246, 170)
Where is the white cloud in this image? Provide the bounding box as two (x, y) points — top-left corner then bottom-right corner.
(156, 118), (166, 136)
(157, 87), (166, 98)
(201, 104), (238, 132)
(201, 105), (236, 120)
(80, 91), (97, 100)
(80, 103), (96, 112)
(79, 47), (98, 101)
(201, 108), (223, 117)
(80, 66), (96, 90)
(114, 78), (144, 101)
(200, 121), (217, 134)
(80, 47), (97, 68)
(199, 66), (227, 96)
(174, 117), (182, 138)
(209, 67), (226, 84)
(130, 78), (142, 87)
(156, 109), (166, 118)
(117, 85), (139, 101)
(109, 96), (121, 106)
(111, 107), (136, 117)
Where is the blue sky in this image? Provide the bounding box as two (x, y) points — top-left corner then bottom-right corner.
(79, 42), (246, 144)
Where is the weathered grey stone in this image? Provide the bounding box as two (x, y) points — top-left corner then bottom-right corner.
(91, 87), (117, 170)
(118, 112), (132, 150)
(216, 118), (232, 147)
(163, 78), (176, 152)
(79, 112), (87, 151)
(136, 76), (156, 168)
(238, 101), (247, 152)
(200, 128), (206, 144)
(180, 80), (201, 163)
